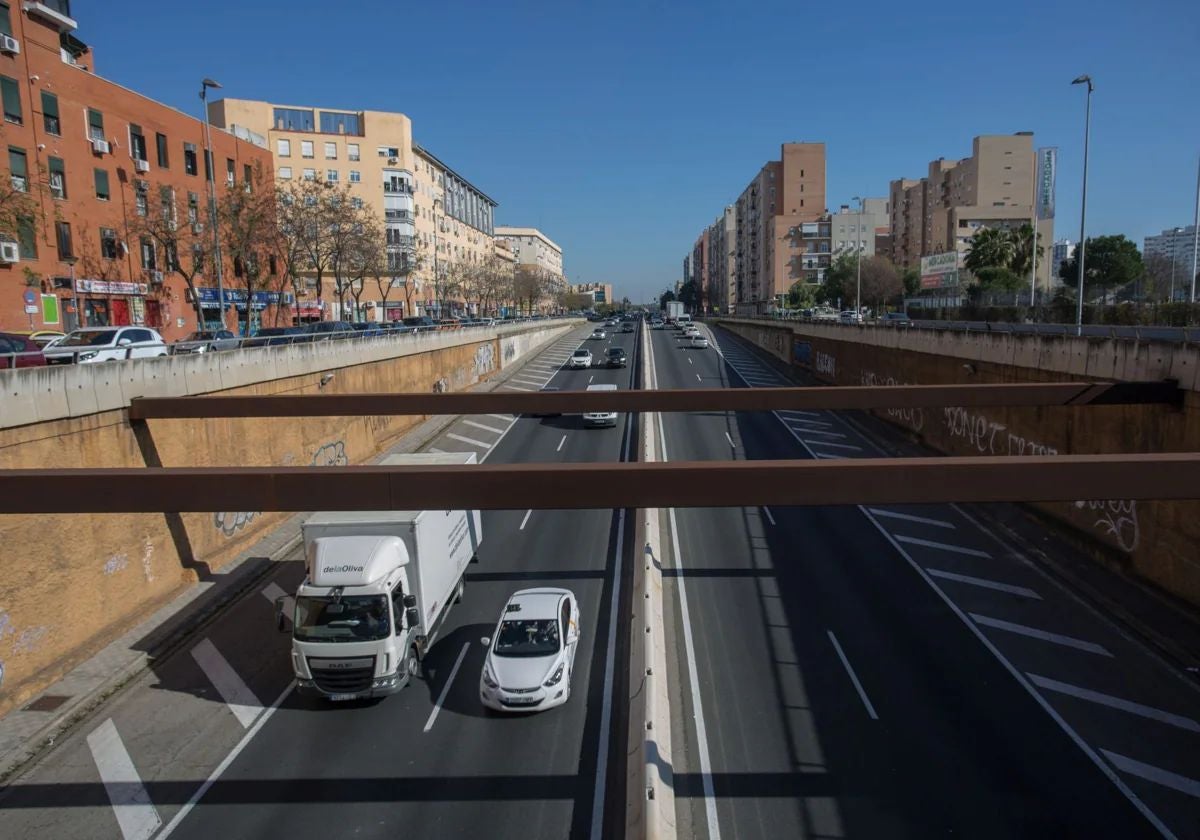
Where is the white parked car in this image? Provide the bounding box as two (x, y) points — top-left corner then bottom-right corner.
(590, 328), (607, 340)
(583, 382), (618, 427)
(688, 334), (709, 349)
(568, 348), (593, 369)
(839, 310), (864, 324)
(44, 327), (169, 364)
(480, 588), (581, 713)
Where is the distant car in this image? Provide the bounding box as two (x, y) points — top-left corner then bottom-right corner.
(839, 310), (864, 324)
(568, 349), (593, 369)
(650, 320), (664, 330)
(590, 329), (607, 340)
(44, 327), (168, 364)
(529, 385), (561, 418)
(812, 308), (839, 322)
(583, 383), (618, 427)
(245, 326), (304, 347)
(0, 332), (47, 368)
(688, 335), (709, 349)
(605, 347), (627, 368)
(174, 329), (238, 354)
(349, 322), (387, 338)
(880, 312), (912, 326)
(621, 322), (634, 333)
(402, 316), (437, 329)
(298, 320), (354, 342)
(605, 319), (619, 327)
(480, 588), (581, 713)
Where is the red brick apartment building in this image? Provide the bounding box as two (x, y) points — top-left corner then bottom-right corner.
(0, 1), (275, 340)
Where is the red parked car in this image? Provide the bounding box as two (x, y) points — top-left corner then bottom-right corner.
(0, 332), (47, 368)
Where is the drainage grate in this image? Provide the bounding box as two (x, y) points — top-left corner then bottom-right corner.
(22, 694), (72, 712)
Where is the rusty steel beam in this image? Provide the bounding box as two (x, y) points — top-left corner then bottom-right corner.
(127, 380), (1179, 420)
(2, 454), (1197, 514)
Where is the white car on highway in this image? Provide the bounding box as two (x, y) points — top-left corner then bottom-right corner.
(568, 349), (593, 369)
(688, 334), (709, 349)
(590, 328), (607, 340)
(480, 588), (581, 713)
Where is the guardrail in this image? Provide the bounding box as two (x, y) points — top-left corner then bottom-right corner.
(1, 317), (576, 370)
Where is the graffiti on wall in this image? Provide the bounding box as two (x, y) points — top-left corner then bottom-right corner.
(214, 440), (349, 537)
(474, 343), (496, 378)
(862, 369), (924, 431)
(1075, 500), (1140, 553)
(815, 351), (836, 379)
(214, 510), (259, 537)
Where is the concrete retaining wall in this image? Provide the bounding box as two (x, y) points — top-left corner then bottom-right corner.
(717, 318), (1200, 608)
(0, 321), (574, 714)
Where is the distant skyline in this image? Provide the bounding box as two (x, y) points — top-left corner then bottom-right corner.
(81, 0), (1200, 302)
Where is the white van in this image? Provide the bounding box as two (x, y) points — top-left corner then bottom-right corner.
(583, 383), (618, 428)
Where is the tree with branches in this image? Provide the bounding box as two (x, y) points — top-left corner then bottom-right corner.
(276, 178), (350, 315)
(126, 181), (213, 330)
(219, 163), (279, 336)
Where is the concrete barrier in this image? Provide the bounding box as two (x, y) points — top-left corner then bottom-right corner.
(0, 320), (577, 715)
(716, 317), (1200, 608)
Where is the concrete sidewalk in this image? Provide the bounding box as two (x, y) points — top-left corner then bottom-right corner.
(0, 324), (581, 782)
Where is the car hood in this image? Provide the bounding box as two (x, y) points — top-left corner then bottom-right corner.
(487, 651), (561, 689)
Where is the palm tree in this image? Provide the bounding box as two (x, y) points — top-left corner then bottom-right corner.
(964, 227), (1016, 273)
(1008, 223), (1044, 278)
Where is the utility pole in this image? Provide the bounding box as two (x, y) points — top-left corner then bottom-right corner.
(1071, 75), (1093, 336)
(200, 78), (225, 331)
(1191, 155), (1199, 303)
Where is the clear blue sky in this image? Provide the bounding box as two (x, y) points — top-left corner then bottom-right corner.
(84, 0), (1199, 303)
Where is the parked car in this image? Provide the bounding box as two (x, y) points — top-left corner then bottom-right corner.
(10, 329), (65, 349)
(839, 310), (864, 324)
(244, 326), (304, 347)
(349, 322), (387, 338)
(605, 347), (627, 368)
(879, 312), (912, 326)
(297, 321), (354, 342)
(174, 329), (239, 354)
(402, 316), (437, 329)
(43, 327), (168, 364)
(0, 332), (47, 368)
(568, 349), (593, 369)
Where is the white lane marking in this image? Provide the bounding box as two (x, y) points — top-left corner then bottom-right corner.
(262, 582), (294, 618)
(424, 642), (470, 732)
(696, 373), (702, 382)
(867, 508), (957, 529)
(1102, 750), (1200, 800)
(814, 453), (843, 459)
(762, 506), (776, 526)
(589, 374), (594, 384)
(488, 414), (513, 422)
(446, 432), (492, 449)
(791, 428), (845, 439)
(519, 509), (532, 530)
(803, 439), (861, 451)
(506, 386), (535, 391)
(463, 419), (506, 435)
(827, 631), (879, 720)
(190, 638), (263, 729)
(969, 613), (1113, 656)
(427, 446), (447, 453)
(688, 357), (693, 365)
(926, 568), (1042, 599)
(512, 377), (547, 387)
(1029, 674), (1200, 733)
(894, 534), (991, 558)
(557, 434), (567, 452)
(87, 719), (162, 840)
(780, 409), (823, 417)
(786, 418), (834, 428)
(725, 431), (736, 449)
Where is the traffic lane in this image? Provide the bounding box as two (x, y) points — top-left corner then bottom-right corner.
(653, 332), (1155, 837)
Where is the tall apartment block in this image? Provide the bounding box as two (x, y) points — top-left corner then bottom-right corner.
(704, 206), (736, 313)
(210, 99), (497, 320)
(494, 226), (563, 278)
(1144, 226), (1199, 296)
(888, 133), (1054, 289)
(0, 2), (274, 340)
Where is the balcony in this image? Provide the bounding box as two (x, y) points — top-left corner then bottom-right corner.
(24, 0), (76, 31)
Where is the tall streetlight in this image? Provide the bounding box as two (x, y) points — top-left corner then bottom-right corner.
(852, 195), (864, 318)
(1191, 154), (1199, 303)
(200, 78), (225, 331)
(1071, 74), (1093, 336)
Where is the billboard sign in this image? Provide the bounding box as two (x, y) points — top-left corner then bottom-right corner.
(920, 251), (960, 289)
(1036, 147), (1057, 221)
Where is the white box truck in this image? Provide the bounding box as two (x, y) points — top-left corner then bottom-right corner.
(277, 452), (483, 701)
(664, 300), (684, 325)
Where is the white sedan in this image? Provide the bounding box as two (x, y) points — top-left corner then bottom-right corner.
(688, 334), (709, 349)
(590, 329), (607, 340)
(567, 348), (593, 368)
(480, 588), (581, 713)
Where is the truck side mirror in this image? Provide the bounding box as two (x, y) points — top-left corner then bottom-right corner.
(402, 594), (416, 608)
(274, 595), (291, 633)
(481, 636), (491, 648)
(405, 607), (419, 628)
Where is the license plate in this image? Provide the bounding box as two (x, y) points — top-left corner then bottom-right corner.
(506, 696), (539, 705)
(329, 693), (361, 702)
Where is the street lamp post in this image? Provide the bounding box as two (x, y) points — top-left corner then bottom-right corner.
(200, 78), (225, 332)
(852, 196), (864, 318)
(1071, 75), (1093, 336)
(64, 256), (78, 330)
(1170, 227), (1183, 303)
(1191, 155), (1199, 303)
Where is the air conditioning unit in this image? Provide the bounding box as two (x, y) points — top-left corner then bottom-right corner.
(387, 157), (398, 165)
(151, 270), (164, 285)
(91, 138), (110, 155)
(134, 158), (150, 173)
(0, 240), (20, 263)
(0, 34), (19, 55)
(191, 222), (204, 235)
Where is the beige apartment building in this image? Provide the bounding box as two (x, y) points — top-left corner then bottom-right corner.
(209, 98), (497, 320)
(570, 282), (614, 307)
(494, 226), (564, 278)
(889, 133), (1054, 290)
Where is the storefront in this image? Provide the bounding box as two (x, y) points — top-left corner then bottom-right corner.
(191, 288), (296, 334)
(295, 299), (324, 324)
(74, 279), (152, 328)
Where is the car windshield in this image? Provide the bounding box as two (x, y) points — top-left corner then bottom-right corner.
(186, 332), (216, 340)
(607, 349), (623, 356)
(573, 350), (589, 357)
(494, 618), (560, 657)
(58, 330), (118, 347)
(255, 328), (290, 336)
(293, 594), (390, 643)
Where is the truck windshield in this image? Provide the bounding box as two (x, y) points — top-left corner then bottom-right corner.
(294, 595), (390, 643)
(494, 619), (560, 657)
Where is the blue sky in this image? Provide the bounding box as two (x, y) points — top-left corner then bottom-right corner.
(84, 0), (1199, 303)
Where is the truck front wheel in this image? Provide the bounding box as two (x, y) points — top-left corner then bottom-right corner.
(454, 580), (465, 604)
(405, 647), (421, 684)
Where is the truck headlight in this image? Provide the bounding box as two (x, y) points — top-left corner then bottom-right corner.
(544, 663), (564, 687)
(482, 663), (498, 689)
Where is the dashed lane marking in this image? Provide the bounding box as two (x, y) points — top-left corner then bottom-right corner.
(447, 432), (493, 449)
(926, 568), (1042, 599)
(867, 508), (957, 529)
(190, 638), (264, 729)
(87, 719), (162, 840)
(970, 613), (1113, 657)
(894, 534), (991, 558)
(802, 439), (862, 451)
(1102, 751), (1200, 800)
(424, 643), (471, 733)
(828, 631), (879, 720)
(1029, 674), (1200, 733)
(463, 419), (507, 435)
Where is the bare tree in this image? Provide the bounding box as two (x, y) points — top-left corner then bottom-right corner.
(344, 215), (384, 322)
(126, 181), (213, 329)
(512, 265), (547, 315)
(858, 255), (902, 310)
(219, 163), (278, 336)
(277, 178), (349, 315)
(475, 255), (512, 317)
(0, 176), (38, 243)
(392, 238), (428, 319)
(326, 191), (375, 321)
(1141, 253), (1173, 303)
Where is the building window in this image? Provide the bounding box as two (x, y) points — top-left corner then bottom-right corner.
(94, 168), (110, 200)
(349, 170), (360, 183)
(86, 108), (104, 141)
(187, 191), (198, 223)
(301, 140), (314, 159)
(1, 75), (21, 125)
(48, 156), (66, 199)
(41, 91), (60, 135)
(128, 123), (148, 162)
(8, 146), (27, 192)
(55, 221), (73, 259)
(278, 166), (292, 179)
(135, 192), (148, 216)
(350, 197), (363, 209)
(156, 132), (169, 168)
(326, 169), (338, 183)
(324, 141), (337, 159)
(244, 163), (253, 188)
(277, 138), (291, 157)
(319, 111), (361, 135)
(273, 107), (314, 132)
(226, 158), (235, 186)
(183, 143), (198, 176)
(140, 237), (157, 271)
(348, 143), (360, 161)
(302, 168), (316, 181)
(204, 149), (212, 181)
(100, 227), (119, 260)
